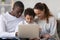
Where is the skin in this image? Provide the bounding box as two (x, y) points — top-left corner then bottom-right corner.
(25, 15), (34, 23)
(30, 38), (40, 40)
(34, 9), (45, 20)
(34, 9), (51, 39)
(10, 6), (23, 18)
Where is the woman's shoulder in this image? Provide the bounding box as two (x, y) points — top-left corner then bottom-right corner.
(49, 16), (56, 22)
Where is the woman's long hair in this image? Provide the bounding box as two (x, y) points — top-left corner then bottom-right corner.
(34, 2), (53, 23)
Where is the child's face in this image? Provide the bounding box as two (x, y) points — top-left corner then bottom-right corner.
(25, 15), (34, 23)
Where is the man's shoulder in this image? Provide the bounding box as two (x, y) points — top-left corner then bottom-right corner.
(0, 12), (10, 21)
(0, 12), (9, 17)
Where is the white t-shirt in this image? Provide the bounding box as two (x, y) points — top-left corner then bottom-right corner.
(0, 12), (24, 38)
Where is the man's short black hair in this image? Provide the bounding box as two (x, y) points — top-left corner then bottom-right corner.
(24, 8), (35, 18)
(13, 1), (24, 13)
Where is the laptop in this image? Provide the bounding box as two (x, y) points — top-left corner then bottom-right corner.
(18, 24), (40, 39)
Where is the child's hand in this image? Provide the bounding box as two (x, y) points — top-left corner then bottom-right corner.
(15, 32), (18, 36)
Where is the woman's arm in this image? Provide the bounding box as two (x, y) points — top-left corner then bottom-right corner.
(49, 17), (57, 36)
(41, 17), (57, 39)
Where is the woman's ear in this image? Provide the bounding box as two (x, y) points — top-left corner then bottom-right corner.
(42, 9), (45, 15)
(43, 9), (45, 12)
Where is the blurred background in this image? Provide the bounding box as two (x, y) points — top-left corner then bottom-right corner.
(0, 0), (60, 19)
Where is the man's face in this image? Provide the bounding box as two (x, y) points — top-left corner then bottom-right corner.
(13, 6), (23, 18)
(25, 15), (34, 23)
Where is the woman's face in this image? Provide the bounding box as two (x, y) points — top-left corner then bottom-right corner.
(34, 9), (45, 19)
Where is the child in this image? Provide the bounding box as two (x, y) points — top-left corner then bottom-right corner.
(15, 8), (39, 40)
(20, 8), (36, 24)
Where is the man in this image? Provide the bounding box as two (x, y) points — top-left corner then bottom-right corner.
(0, 1), (24, 40)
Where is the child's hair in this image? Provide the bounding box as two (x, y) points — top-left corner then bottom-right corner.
(34, 2), (53, 23)
(24, 8), (36, 18)
(13, 1), (24, 13)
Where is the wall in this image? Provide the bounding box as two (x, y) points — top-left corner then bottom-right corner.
(14, 0), (60, 19)
(0, 0), (60, 18)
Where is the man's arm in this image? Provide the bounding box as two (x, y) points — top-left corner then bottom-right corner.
(0, 15), (16, 38)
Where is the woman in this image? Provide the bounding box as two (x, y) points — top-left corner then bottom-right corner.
(34, 2), (57, 40)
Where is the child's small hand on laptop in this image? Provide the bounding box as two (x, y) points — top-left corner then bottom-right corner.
(15, 32), (18, 36)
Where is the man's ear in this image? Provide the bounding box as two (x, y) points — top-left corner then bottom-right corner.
(13, 6), (15, 10)
(12, 7), (14, 10)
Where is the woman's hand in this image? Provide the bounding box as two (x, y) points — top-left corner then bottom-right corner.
(43, 34), (51, 39)
(29, 38), (40, 40)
